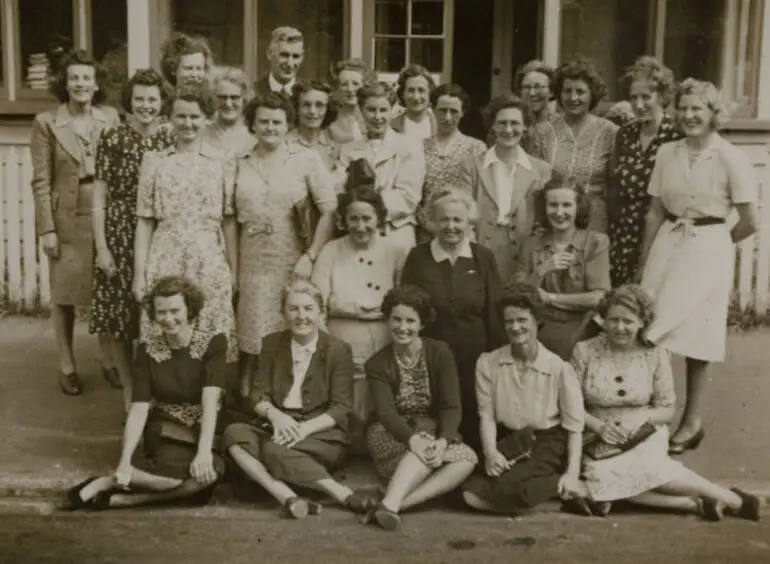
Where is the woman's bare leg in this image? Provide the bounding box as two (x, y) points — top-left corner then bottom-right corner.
(113, 339), (134, 412)
(672, 358), (710, 442)
(53, 305), (76, 374)
(380, 452), (432, 512)
(229, 444), (296, 504)
(400, 460), (475, 511)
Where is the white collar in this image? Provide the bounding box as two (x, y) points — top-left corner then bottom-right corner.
(269, 73), (295, 93)
(482, 145), (533, 171)
(291, 334), (319, 354)
(430, 238), (473, 263)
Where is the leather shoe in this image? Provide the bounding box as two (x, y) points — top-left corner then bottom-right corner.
(699, 498), (724, 521)
(668, 427), (704, 455)
(102, 367), (122, 389)
(66, 476), (99, 510)
(731, 488), (761, 521)
(59, 372), (83, 396)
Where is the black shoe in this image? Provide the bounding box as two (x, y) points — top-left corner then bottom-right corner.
(374, 503), (401, 531)
(668, 428), (705, 455)
(699, 497), (724, 522)
(59, 372), (83, 396)
(561, 497), (593, 516)
(731, 488), (761, 521)
(66, 477), (99, 510)
(590, 501), (612, 517)
(102, 367), (122, 389)
(344, 489), (380, 514)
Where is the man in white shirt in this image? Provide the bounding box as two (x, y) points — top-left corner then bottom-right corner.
(253, 27), (305, 97)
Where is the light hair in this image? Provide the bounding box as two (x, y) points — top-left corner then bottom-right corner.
(424, 186), (478, 235)
(280, 279), (325, 314)
(209, 66), (253, 102)
(675, 77), (731, 131)
(269, 26), (304, 54)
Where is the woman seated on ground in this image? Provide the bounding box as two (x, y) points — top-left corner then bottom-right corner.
(66, 276), (233, 510)
(462, 284), (585, 515)
(363, 285), (478, 530)
(223, 280), (378, 519)
(511, 179), (610, 361)
(567, 285), (760, 521)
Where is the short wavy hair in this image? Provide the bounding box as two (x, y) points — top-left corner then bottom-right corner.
(50, 48), (108, 105)
(121, 68), (173, 115)
(357, 81), (398, 108)
(268, 26), (304, 55)
(209, 66), (253, 103)
(160, 33), (214, 85)
(280, 279), (325, 314)
(430, 83), (472, 113)
(331, 58), (377, 85)
(534, 178), (591, 231)
(620, 55), (676, 107)
(381, 284), (436, 326)
(143, 275), (205, 322)
(336, 187), (388, 230)
(395, 63), (437, 106)
(675, 77), (730, 131)
(483, 93), (527, 129)
(291, 80), (338, 129)
(424, 186), (478, 229)
(499, 283), (545, 321)
(513, 59), (556, 96)
(243, 92), (296, 134)
(170, 83), (217, 118)
(598, 284), (655, 346)
(553, 57), (607, 111)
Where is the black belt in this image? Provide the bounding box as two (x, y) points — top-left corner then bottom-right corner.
(664, 211), (725, 226)
(79, 175), (95, 184)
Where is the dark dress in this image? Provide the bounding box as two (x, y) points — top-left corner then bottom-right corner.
(609, 115), (683, 287)
(401, 242), (506, 451)
(89, 122), (175, 339)
(131, 331), (234, 480)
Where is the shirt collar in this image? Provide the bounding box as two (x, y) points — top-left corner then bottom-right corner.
(291, 334), (319, 355)
(269, 73), (295, 93)
(482, 145), (533, 171)
(497, 343), (551, 372)
(287, 129), (331, 147)
(430, 238), (473, 263)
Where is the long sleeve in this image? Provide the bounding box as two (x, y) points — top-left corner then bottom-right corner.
(481, 247), (507, 349)
(249, 335), (277, 407)
(324, 341), (354, 428)
(30, 115), (56, 236)
(366, 353), (415, 445)
(382, 140), (425, 226)
(432, 341), (462, 441)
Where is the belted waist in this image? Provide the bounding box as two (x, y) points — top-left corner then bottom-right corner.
(78, 175), (95, 185)
(664, 211), (725, 226)
(157, 218), (221, 232)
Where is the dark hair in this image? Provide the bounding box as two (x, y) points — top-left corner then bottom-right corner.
(499, 283), (544, 321)
(49, 48), (108, 105)
(483, 93), (527, 129)
(170, 83), (217, 118)
(620, 56), (676, 107)
(336, 187), (388, 231)
(143, 276), (205, 322)
(395, 64), (437, 106)
(534, 178), (591, 231)
(331, 58), (377, 85)
(160, 33), (213, 85)
(553, 57), (607, 111)
(430, 83), (472, 113)
(291, 80), (338, 129)
(357, 81), (398, 108)
(243, 92), (296, 134)
(381, 285), (436, 326)
(121, 68), (173, 115)
(598, 284), (655, 347)
(513, 59), (556, 96)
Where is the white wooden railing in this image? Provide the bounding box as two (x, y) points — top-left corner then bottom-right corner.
(2, 142), (770, 315)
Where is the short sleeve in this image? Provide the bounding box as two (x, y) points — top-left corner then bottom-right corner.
(583, 233), (611, 291)
(558, 360), (586, 432)
(305, 150), (337, 213)
(131, 344), (153, 403)
(475, 353), (495, 420)
(95, 127), (117, 186)
(222, 158), (237, 216)
(310, 240), (336, 302)
(470, 139), (487, 160)
(724, 145), (757, 204)
(569, 340), (589, 386)
(650, 347), (676, 408)
(203, 334), (234, 389)
(136, 151), (161, 218)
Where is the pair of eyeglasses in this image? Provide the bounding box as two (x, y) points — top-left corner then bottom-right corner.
(521, 84), (549, 93)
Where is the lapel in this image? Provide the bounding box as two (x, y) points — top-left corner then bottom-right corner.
(508, 160), (537, 215)
(303, 331), (330, 391)
(52, 104), (114, 164)
(476, 157), (498, 208)
(273, 331), (295, 402)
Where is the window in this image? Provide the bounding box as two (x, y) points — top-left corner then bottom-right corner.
(371, 0), (451, 82)
(256, 0), (344, 81)
(92, 0), (127, 111)
(172, 0), (245, 68)
(0, 6), (5, 94)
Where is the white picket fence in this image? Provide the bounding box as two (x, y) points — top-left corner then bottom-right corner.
(2, 142), (770, 315)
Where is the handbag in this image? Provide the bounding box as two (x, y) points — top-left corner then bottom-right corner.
(292, 196), (321, 252)
(344, 157), (377, 193)
(496, 427), (536, 462)
(583, 421), (657, 461)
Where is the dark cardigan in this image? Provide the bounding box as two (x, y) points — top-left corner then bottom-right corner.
(365, 338), (462, 445)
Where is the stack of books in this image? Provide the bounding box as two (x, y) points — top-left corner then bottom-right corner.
(27, 53), (51, 90)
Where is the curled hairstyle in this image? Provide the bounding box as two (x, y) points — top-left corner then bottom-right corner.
(424, 186), (478, 233)
(50, 48), (108, 105)
(243, 92), (296, 134)
(598, 284), (655, 346)
(357, 81), (398, 108)
(160, 33), (214, 85)
(336, 186), (388, 230)
(268, 26), (304, 54)
(121, 68), (172, 115)
(553, 57), (607, 111)
(499, 283), (545, 324)
(675, 77), (730, 131)
(484, 93), (527, 129)
(209, 66), (254, 104)
(280, 279), (325, 314)
(291, 80), (338, 129)
(170, 83), (218, 118)
(395, 63), (437, 106)
(331, 58), (377, 85)
(534, 178), (591, 231)
(620, 56), (675, 107)
(381, 285), (436, 326)
(430, 83), (472, 113)
(513, 59), (556, 96)
(143, 275), (205, 322)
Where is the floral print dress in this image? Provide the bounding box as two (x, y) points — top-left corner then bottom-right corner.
(609, 115), (682, 286)
(89, 122), (175, 340)
(136, 143), (237, 361)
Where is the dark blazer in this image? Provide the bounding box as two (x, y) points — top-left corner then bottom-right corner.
(253, 75), (271, 98)
(250, 330), (354, 440)
(366, 338), (462, 445)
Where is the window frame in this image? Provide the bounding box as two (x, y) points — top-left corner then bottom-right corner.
(0, 0), (9, 99)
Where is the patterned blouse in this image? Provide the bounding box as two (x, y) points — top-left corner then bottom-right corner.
(422, 133), (486, 208)
(395, 350), (432, 417)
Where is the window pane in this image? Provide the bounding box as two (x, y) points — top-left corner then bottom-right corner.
(375, 38), (406, 72)
(411, 0), (444, 35)
(173, 0), (244, 67)
(19, 0), (74, 92)
(409, 38), (443, 72)
(663, 0), (726, 86)
(734, 0), (760, 109)
(560, 0), (653, 102)
(375, 0), (408, 35)
(257, 0), (344, 80)
(92, 0), (128, 111)
(0, 8), (4, 88)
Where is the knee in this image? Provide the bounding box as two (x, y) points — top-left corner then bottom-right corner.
(462, 490), (487, 511)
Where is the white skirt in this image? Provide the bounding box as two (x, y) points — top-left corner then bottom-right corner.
(641, 220), (733, 362)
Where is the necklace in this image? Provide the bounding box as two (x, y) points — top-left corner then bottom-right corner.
(395, 344), (422, 370)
